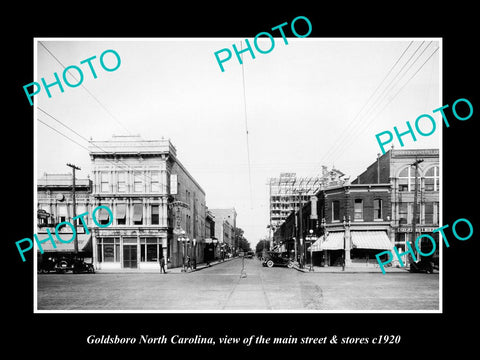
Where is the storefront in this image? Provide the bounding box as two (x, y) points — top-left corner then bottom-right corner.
(36, 228), (93, 272)
(395, 226), (439, 261)
(309, 230), (393, 267)
(93, 228), (167, 271)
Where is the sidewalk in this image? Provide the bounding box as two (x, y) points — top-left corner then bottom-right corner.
(96, 256), (236, 274)
(292, 264), (414, 274)
(163, 256), (236, 274)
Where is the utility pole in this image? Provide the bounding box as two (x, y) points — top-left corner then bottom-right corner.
(298, 190), (304, 269)
(67, 163), (81, 254)
(411, 158), (424, 265)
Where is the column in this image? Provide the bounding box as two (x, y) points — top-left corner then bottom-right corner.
(136, 231), (141, 267)
(344, 226), (352, 266)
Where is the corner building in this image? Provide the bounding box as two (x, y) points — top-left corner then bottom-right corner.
(353, 148), (440, 263)
(89, 135), (206, 271)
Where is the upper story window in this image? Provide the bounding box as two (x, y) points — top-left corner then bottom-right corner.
(151, 205), (159, 225)
(151, 171), (160, 192)
(134, 172), (143, 192)
(100, 172), (110, 192)
(332, 200), (340, 221)
(398, 166), (416, 192)
(133, 203), (143, 225)
(374, 199), (383, 220)
(354, 199), (363, 221)
(425, 166), (440, 192)
(117, 172), (127, 192)
(116, 204), (126, 225)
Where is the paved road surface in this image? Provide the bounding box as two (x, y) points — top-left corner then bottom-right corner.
(37, 257), (439, 311)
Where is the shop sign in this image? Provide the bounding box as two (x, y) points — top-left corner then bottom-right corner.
(398, 226), (436, 233)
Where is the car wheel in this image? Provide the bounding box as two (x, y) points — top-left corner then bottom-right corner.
(266, 260), (274, 268)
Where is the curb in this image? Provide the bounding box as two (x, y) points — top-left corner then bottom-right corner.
(292, 265), (413, 274)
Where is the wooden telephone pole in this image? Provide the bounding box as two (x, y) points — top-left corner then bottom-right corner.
(67, 163), (81, 254)
(411, 158), (423, 264)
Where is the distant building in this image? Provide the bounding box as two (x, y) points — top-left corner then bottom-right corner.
(268, 168), (348, 234)
(210, 208), (237, 256)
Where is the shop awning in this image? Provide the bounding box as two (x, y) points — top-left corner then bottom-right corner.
(351, 231), (393, 250)
(116, 204), (126, 219)
(96, 207), (110, 221)
(309, 232), (345, 251)
(36, 233), (92, 253)
(133, 203), (143, 221)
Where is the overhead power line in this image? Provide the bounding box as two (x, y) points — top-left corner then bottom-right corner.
(330, 44), (440, 164)
(38, 41), (133, 135)
(240, 41), (254, 210)
(37, 108), (157, 184)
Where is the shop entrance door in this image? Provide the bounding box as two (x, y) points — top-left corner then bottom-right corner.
(123, 245), (137, 268)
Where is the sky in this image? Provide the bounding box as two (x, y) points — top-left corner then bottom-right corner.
(35, 38), (441, 248)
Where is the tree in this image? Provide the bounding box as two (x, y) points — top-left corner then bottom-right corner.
(234, 227), (251, 252)
(255, 239), (270, 254)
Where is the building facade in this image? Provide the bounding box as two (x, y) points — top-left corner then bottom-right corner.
(36, 173), (93, 266)
(88, 135), (206, 271)
(353, 148), (440, 263)
(268, 168), (348, 235)
(314, 183), (392, 267)
(210, 208), (237, 256)
(273, 182), (392, 268)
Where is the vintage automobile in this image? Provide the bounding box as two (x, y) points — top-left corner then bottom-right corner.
(54, 256), (95, 274)
(37, 257), (57, 273)
(409, 258), (434, 274)
(262, 251), (294, 268)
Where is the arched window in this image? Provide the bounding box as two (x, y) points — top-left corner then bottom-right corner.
(425, 166), (440, 191)
(398, 166), (416, 192)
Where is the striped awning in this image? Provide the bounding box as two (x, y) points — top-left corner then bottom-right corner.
(351, 231), (393, 250)
(309, 232), (345, 251)
(36, 233), (92, 253)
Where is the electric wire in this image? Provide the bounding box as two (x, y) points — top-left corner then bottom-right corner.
(331, 45), (440, 164)
(240, 41), (254, 210)
(38, 41), (133, 135)
(318, 41), (425, 169)
(314, 41), (439, 172)
(38, 107), (158, 184)
(316, 41), (415, 169)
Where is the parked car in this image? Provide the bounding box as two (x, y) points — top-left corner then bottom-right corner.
(37, 257), (57, 273)
(54, 256), (95, 274)
(410, 258), (434, 274)
(72, 258), (95, 274)
(262, 251), (294, 268)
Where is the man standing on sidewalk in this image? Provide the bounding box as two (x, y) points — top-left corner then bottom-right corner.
(160, 256), (167, 274)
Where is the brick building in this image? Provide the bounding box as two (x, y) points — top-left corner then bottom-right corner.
(273, 181), (392, 267)
(353, 148), (440, 264)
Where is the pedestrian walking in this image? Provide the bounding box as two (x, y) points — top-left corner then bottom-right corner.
(160, 256), (166, 274)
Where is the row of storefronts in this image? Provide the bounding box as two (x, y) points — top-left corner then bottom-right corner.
(272, 148), (440, 268)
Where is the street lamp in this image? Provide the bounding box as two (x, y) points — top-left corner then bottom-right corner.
(342, 215), (351, 271)
(305, 229), (317, 272)
(177, 230), (190, 272)
(320, 218), (327, 267)
(192, 238), (197, 269)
